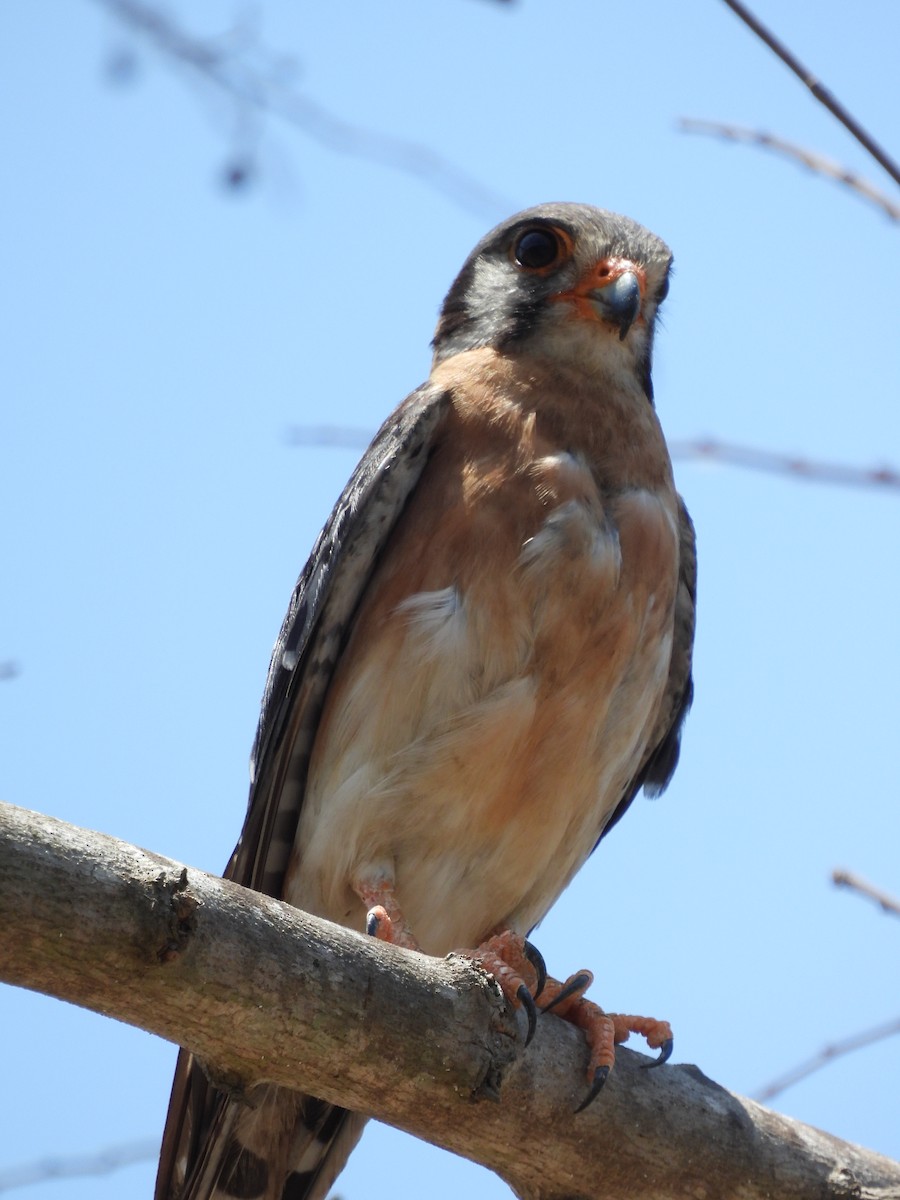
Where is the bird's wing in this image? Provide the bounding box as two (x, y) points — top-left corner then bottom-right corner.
(155, 381), (452, 1200)
(598, 495), (697, 841)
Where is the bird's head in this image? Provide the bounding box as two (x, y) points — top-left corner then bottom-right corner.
(432, 203), (672, 402)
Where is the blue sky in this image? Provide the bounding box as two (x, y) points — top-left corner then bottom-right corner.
(2, 2), (899, 1197)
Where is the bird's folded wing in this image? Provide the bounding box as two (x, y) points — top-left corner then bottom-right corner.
(154, 381), (451, 1200)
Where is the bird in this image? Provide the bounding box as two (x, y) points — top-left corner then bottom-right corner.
(155, 202), (696, 1200)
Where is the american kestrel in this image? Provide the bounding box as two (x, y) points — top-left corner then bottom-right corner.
(156, 203), (696, 1200)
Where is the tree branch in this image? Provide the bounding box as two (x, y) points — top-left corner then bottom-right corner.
(678, 119), (900, 223)
(2, 800), (899, 1200)
(0, 1138), (158, 1193)
(719, 0), (900, 191)
(93, 0), (513, 218)
(832, 869), (900, 919)
(754, 1018), (900, 1105)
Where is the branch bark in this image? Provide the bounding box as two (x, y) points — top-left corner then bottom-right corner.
(2, 800), (898, 1200)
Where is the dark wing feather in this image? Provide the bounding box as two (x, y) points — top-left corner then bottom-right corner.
(598, 496), (697, 842)
(233, 382), (452, 898)
(155, 382), (451, 1200)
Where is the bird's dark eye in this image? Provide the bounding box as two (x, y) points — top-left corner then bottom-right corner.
(657, 274), (670, 304)
(513, 227), (562, 271)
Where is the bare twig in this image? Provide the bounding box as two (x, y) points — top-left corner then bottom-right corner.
(679, 119), (900, 222)
(833, 869), (900, 919)
(668, 438), (900, 492)
(719, 0), (900, 191)
(94, 0), (513, 219)
(0, 1140), (157, 1194)
(753, 1018), (900, 1103)
(286, 426), (900, 494)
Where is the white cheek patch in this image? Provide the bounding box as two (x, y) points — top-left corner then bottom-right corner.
(461, 259), (522, 336)
(395, 586), (468, 662)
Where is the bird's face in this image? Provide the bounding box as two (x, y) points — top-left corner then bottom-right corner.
(432, 203), (673, 402)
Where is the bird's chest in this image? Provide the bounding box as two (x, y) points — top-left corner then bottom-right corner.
(368, 426), (681, 747)
(297, 400), (680, 949)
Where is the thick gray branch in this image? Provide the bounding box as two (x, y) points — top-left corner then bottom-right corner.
(1, 801), (898, 1200)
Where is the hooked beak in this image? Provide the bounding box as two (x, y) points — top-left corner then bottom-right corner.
(588, 269), (642, 340)
(557, 257), (645, 340)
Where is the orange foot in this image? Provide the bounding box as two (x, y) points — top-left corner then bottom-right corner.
(468, 931), (672, 1108)
(352, 882), (671, 1112)
(539, 969), (673, 1109)
(463, 930), (672, 1108)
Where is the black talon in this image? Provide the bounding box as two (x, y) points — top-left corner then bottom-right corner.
(575, 1065), (610, 1112)
(517, 982), (538, 1046)
(523, 939), (547, 1001)
(642, 1036), (673, 1069)
(365, 911), (380, 938)
(541, 971), (592, 1014)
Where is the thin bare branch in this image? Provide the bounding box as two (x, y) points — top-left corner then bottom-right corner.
(833, 869), (900, 919)
(94, 0), (513, 219)
(719, 0), (900, 191)
(0, 1140), (157, 1194)
(753, 1018), (900, 1104)
(4, 800), (900, 1200)
(679, 119), (900, 222)
(668, 438), (900, 492)
(286, 426), (900, 494)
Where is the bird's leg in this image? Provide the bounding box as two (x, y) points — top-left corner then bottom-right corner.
(352, 878), (421, 950)
(540, 970), (673, 1109)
